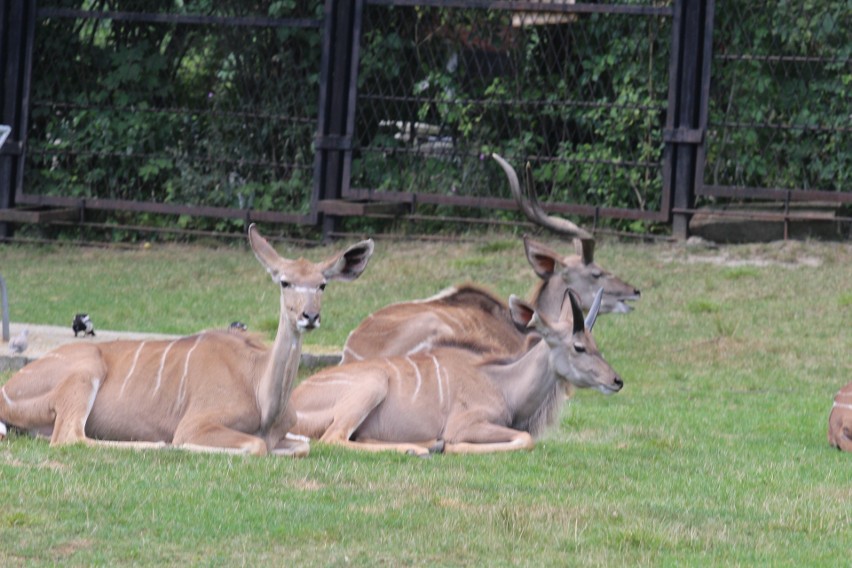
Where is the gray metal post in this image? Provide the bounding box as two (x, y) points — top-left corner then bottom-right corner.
(1, 0), (38, 239)
(312, 0), (364, 241)
(1, 124), (13, 340)
(665, 0), (715, 240)
(0, 274), (9, 342)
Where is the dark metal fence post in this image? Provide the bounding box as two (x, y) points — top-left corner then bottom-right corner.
(0, 274), (9, 342)
(0, 0), (37, 239)
(664, 0), (715, 239)
(312, 0), (364, 240)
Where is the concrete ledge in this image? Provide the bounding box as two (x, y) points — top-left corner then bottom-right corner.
(1, 322), (342, 373)
(0, 355), (30, 372)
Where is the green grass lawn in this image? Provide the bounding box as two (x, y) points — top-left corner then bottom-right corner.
(2, 233), (851, 565)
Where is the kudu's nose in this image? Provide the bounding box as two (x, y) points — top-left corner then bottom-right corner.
(302, 312), (320, 328)
(613, 376), (624, 389)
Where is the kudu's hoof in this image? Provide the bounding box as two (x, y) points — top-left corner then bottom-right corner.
(429, 439), (446, 454)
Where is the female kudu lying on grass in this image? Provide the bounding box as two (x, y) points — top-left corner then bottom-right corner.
(290, 288), (622, 455)
(828, 382), (852, 451)
(0, 225), (373, 456)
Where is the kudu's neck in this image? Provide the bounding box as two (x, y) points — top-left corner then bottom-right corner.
(483, 340), (562, 434)
(257, 296), (303, 431)
(533, 279), (565, 320)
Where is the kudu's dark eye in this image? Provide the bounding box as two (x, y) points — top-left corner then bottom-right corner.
(574, 343), (587, 353)
(318, 283), (327, 292)
(280, 280), (291, 289)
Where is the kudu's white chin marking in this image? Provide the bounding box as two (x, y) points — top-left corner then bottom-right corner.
(611, 301), (634, 314)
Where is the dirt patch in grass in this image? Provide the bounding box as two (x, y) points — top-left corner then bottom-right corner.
(293, 477), (324, 491)
(51, 539), (94, 560)
(658, 240), (842, 269)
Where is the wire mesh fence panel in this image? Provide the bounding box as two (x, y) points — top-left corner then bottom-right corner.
(350, 2), (673, 227)
(705, 0), (851, 201)
(26, 1), (325, 230)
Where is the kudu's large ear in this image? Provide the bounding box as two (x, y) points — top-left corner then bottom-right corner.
(248, 224), (283, 279)
(322, 239), (375, 281)
(584, 288), (604, 331)
(523, 235), (562, 279)
(508, 295), (536, 328)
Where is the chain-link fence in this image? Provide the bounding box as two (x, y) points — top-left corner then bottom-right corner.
(25, 1), (324, 232)
(703, 0), (850, 208)
(349, 2), (672, 229)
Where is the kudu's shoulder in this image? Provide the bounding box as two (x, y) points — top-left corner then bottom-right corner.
(429, 283), (508, 314)
(201, 329), (268, 352)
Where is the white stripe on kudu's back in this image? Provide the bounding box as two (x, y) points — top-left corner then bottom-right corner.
(2, 386), (13, 408)
(83, 378), (101, 431)
(405, 357), (422, 401)
(342, 346), (364, 361)
(120, 341), (148, 397)
(153, 340), (178, 396)
(430, 355), (444, 406)
(176, 334), (204, 406)
(308, 378), (354, 388)
(384, 358), (404, 389)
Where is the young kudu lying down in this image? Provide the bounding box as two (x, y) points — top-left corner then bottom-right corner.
(828, 382), (852, 451)
(341, 235), (639, 364)
(0, 225), (374, 456)
(290, 288), (622, 455)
